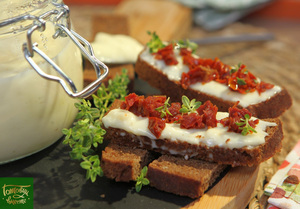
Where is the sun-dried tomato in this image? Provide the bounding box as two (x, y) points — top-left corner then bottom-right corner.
(121, 93), (142, 109)
(227, 65), (259, 94)
(165, 102), (182, 123)
(153, 44), (178, 65)
(178, 101), (218, 129)
(181, 58), (232, 88)
(257, 81), (275, 94)
(180, 113), (205, 129)
(155, 44), (274, 94)
(148, 117), (166, 138)
(143, 95), (166, 118)
(197, 101), (218, 128)
(220, 103), (258, 134)
(121, 94), (168, 118)
(121, 93), (261, 136)
(121, 93), (145, 116)
(180, 48), (193, 57)
(181, 51), (200, 69)
(181, 72), (191, 89)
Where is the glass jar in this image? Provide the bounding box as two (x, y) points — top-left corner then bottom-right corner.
(0, 0), (108, 163)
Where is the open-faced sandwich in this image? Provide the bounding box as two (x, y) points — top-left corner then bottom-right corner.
(135, 32), (292, 119)
(100, 93), (284, 198)
(102, 93), (283, 167)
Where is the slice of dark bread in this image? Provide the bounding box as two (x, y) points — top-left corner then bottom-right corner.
(135, 50), (292, 119)
(103, 100), (283, 167)
(101, 143), (154, 182)
(147, 155), (227, 199)
(100, 143), (227, 198)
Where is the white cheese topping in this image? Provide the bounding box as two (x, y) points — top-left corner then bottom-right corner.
(91, 32), (144, 64)
(102, 109), (277, 149)
(140, 49), (282, 107)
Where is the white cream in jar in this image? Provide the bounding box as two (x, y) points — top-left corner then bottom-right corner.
(0, 2), (83, 163)
(102, 109), (277, 149)
(140, 48), (282, 107)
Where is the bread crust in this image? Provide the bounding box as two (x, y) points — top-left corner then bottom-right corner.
(103, 100), (283, 167)
(100, 142), (227, 198)
(147, 155), (227, 198)
(101, 143), (154, 182)
(135, 51), (292, 119)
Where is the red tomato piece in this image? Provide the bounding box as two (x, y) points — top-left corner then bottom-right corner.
(148, 117), (166, 138)
(180, 113), (205, 129)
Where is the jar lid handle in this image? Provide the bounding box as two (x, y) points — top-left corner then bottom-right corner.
(20, 3), (109, 99)
(23, 24), (109, 98)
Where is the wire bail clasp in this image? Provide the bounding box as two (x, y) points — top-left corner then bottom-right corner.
(21, 3), (108, 98)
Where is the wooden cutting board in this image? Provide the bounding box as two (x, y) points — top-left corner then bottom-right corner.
(184, 165), (263, 209)
(114, 0), (192, 44)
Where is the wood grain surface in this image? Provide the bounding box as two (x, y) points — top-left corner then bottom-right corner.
(114, 0), (192, 44)
(183, 166), (262, 209)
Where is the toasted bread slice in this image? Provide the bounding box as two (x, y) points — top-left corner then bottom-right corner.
(147, 155), (227, 198)
(135, 49), (292, 119)
(103, 99), (283, 167)
(101, 143), (227, 198)
(101, 143), (154, 182)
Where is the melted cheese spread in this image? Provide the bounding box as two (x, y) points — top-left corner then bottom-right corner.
(140, 49), (282, 107)
(102, 109), (277, 149)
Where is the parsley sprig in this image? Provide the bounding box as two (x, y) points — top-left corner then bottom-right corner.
(135, 166), (150, 192)
(180, 95), (202, 113)
(146, 31), (165, 53)
(155, 97), (172, 117)
(235, 114), (257, 136)
(147, 31), (198, 54)
(176, 39), (198, 53)
(62, 69), (130, 182)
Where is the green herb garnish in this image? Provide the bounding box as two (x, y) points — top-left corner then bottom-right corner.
(230, 68), (237, 74)
(155, 97), (172, 118)
(62, 69), (130, 182)
(235, 114), (257, 136)
(179, 95), (202, 113)
(237, 77), (246, 85)
(146, 31), (165, 53)
(176, 39), (198, 53)
(135, 166), (150, 192)
(146, 31), (198, 54)
(230, 63), (241, 74)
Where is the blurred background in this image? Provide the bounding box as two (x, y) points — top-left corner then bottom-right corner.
(63, 0), (300, 48)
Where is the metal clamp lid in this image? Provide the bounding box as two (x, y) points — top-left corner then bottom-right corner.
(1, 1), (108, 98)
